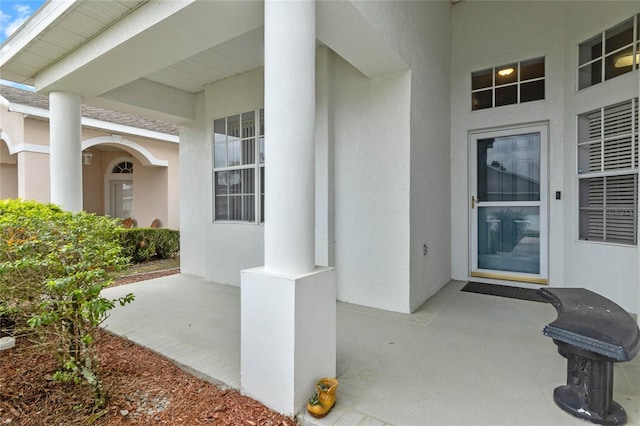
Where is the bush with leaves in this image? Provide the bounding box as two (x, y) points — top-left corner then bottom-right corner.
(119, 227), (180, 263)
(0, 199), (134, 407)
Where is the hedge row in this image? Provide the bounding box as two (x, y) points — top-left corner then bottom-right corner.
(118, 228), (180, 263)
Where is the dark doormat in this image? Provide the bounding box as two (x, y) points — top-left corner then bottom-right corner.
(461, 282), (546, 303)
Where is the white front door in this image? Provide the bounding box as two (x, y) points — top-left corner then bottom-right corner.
(470, 124), (548, 284)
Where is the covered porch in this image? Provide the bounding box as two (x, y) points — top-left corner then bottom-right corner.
(101, 275), (640, 425)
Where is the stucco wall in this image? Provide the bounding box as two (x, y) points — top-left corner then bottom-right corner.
(451, 1), (639, 312)
(326, 0), (451, 313)
(405, 1), (453, 311)
(203, 68), (266, 285)
(330, 53), (412, 312)
(185, 55), (415, 313)
(82, 149), (104, 214)
(0, 99), (24, 148)
(179, 93), (208, 277)
(17, 151), (50, 201)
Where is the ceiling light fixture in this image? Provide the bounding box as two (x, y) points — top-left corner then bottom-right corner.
(614, 53), (639, 68)
(497, 68), (515, 76)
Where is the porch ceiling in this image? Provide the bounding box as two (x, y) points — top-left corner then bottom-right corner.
(144, 28), (264, 94)
(1, 0), (407, 125)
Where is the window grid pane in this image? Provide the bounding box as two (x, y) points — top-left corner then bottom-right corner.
(471, 57), (544, 110)
(579, 14), (639, 89)
(213, 109), (264, 223)
(605, 18), (633, 55)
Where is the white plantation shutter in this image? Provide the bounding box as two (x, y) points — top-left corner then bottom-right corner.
(578, 99), (638, 244)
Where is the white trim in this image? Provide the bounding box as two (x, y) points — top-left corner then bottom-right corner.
(104, 156), (134, 218)
(82, 117), (178, 143)
(8, 103), (178, 143)
(83, 135), (168, 167)
(0, 132), (12, 152)
(468, 122), (549, 284)
(1, 136), (169, 169)
(10, 143), (49, 155)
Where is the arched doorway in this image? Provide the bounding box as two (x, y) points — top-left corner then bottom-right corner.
(81, 135), (175, 228)
(0, 136), (18, 199)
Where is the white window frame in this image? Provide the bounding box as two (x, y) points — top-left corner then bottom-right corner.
(104, 156), (134, 219)
(212, 109), (264, 224)
(577, 98), (638, 245)
(471, 57), (545, 111)
(577, 14), (640, 91)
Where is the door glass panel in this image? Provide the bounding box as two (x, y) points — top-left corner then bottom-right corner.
(477, 133), (540, 202)
(477, 206), (540, 274)
(112, 182), (133, 219)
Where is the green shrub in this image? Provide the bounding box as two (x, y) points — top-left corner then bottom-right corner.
(119, 228), (179, 263)
(0, 199), (134, 407)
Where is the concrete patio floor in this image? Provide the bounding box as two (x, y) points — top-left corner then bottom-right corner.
(101, 275), (640, 425)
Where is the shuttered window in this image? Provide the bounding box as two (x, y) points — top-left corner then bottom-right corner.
(578, 99), (638, 244)
(213, 109), (265, 223)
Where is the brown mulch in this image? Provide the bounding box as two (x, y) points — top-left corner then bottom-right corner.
(0, 270), (298, 426)
(111, 268), (181, 287)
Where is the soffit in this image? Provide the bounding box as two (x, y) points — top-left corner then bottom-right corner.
(1, 1), (148, 85)
(145, 27), (264, 94)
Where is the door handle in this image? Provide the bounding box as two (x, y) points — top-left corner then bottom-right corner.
(471, 195), (478, 209)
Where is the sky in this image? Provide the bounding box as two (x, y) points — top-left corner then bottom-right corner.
(0, 0), (45, 44)
(0, 0), (45, 88)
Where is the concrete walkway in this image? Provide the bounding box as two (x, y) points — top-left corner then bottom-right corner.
(102, 275), (640, 425)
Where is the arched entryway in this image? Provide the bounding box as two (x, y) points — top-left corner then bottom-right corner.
(0, 135), (18, 199)
(81, 135), (172, 228)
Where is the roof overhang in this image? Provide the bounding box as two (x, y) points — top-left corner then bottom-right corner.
(1, 0), (408, 125)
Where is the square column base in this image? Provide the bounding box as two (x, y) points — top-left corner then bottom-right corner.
(241, 266), (336, 416)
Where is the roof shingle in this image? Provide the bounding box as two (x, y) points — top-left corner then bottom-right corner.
(0, 85), (179, 137)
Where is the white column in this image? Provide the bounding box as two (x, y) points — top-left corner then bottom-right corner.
(263, 0), (316, 274)
(241, 0), (336, 416)
(49, 91), (82, 212)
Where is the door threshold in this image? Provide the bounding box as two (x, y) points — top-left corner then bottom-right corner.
(471, 271), (548, 285)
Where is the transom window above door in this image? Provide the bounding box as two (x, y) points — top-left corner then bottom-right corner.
(471, 57), (545, 111)
(112, 161), (133, 174)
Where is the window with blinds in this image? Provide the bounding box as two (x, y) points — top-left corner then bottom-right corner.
(213, 109), (265, 223)
(577, 98), (638, 244)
